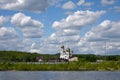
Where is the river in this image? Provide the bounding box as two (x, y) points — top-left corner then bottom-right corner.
(0, 71), (120, 80)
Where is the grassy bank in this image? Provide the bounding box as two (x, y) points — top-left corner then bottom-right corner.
(0, 61), (120, 71)
(0, 51), (120, 71)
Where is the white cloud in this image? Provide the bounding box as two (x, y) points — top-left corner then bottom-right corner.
(53, 10), (105, 29)
(11, 12), (44, 38)
(77, 0), (84, 6)
(0, 13), (44, 53)
(78, 20), (120, 55)
(0, 37), (34, 52)
(0, 17), (26, 50)
(62, 1), (76, 10)
(14, 19), (119, 55)
(0, 27), (35, 52)
(0, 27), (18, 40)
(49, 33), (80, 43)
(77, 0), (93, 6)
(0, 0), (60, 12)
(85, 20), (120, 42)
(0, 16), (29, 51)
(0, 16), (8, 27)
(52, 29), (80, 37)
(101, 0), (116, 5)
(38, 10), (105, 54)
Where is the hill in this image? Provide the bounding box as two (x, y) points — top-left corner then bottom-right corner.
(0, 51), (60, 62)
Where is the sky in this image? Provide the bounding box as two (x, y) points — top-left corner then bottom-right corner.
(0, 0), (120, 55)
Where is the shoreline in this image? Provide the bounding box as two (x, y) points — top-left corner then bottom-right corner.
(0, 69), (120, 71)
(0, 61), (120, 71)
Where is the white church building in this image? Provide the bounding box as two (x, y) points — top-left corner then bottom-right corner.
(60, 45), (78, 62)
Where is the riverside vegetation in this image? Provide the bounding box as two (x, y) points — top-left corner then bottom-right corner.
(0, 51), (120, 71)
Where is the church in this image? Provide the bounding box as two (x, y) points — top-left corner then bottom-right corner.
(60, 45), (78, 62)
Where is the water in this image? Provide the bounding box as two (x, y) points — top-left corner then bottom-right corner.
(0, 71), (120, 80)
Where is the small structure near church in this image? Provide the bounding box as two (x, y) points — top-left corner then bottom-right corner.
(36, 56), (44, 62)
(60, 45), (78, 62)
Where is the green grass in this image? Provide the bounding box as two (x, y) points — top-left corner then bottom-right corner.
(0, 61), (120, 71)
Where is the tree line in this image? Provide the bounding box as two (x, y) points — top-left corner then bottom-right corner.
(0, 51), (120, 62)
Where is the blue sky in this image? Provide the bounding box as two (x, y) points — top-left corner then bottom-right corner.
(0, 0), (120, 55)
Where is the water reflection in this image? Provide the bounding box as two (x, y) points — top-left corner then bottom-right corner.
(0, 71), (120, 80)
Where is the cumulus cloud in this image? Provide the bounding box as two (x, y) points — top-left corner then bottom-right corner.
(101, 0), (116, 5)
(0, 16), (8, 27)
(53, 10), (105, 29)
(0, 13), (44, 53)
(0, 0), (60, 12)
(0, 27), (18, 40)
(38, 10), (106, 54)
(0, 16), (34, 52)
(0, 26), (36, 52)
(0, 13), (45, 53)
(77, 0), (93, 6)
(0, 15), (26, 51)
(62, 1), (76, 10)
(11, 12), (44, 38)
(0, 9), (119, 55)
(85, 20), (120, 42)
(78, 20), (120, 55)
(43, 19), (120, 55)
(49, 33), (80, 43)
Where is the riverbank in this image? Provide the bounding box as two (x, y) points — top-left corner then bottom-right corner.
(0, 61), (120, 71)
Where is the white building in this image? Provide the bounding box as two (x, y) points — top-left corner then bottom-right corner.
(60, 45), (78, 61)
